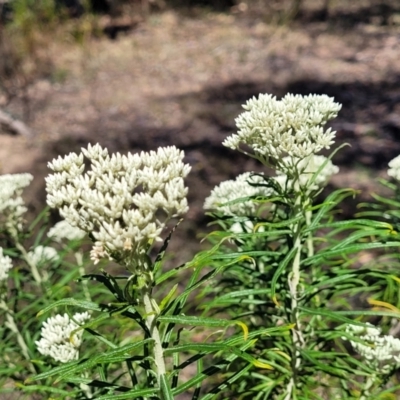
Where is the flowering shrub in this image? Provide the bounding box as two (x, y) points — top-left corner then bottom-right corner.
(1, 93), (400, 399)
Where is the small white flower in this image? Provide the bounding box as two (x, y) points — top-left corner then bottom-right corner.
(90, 241), (112, 265)
(47, 220), (86, 242)
(388, 155), (400, 181)
(204, 172), (273, 216)
(0, 247), (13, 282)
(27, 245), (59, 265)
(0, 173), (33, 236)
(36, 312), (90, 363)
(344, 323), (400, 374)
(223, 93), (341, 162)
(230, 220), (260, 234)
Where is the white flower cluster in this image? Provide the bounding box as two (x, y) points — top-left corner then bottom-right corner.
(0, 247), (13, 282)
(36, 312), (90, 363)
(46, 144), (191, 265)
(345, 323), (400, 374)
(48, 220), (86, 242)
(204, 172), (273, 216)
(0, 173), (33, 236)
(388, 155), (400, 181)
(223, 93), (341, 160)
(276, 154), (339, 192)
(205, 156), (338, 219)
(27, 245), (59, 266)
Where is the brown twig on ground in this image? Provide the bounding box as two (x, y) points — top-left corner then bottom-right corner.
(0, 109), (33, 137)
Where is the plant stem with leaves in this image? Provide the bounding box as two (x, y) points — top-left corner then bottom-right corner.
(142, 288), (167, 384)
(284, 194), (307, 399)
(0, 297), (35, 373)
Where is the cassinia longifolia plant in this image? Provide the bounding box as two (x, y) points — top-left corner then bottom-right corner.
(202, 93), (400, 399)
(1, 93), (400, 400)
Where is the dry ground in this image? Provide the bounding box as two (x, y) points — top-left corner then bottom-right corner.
(1, 0), (400, 264)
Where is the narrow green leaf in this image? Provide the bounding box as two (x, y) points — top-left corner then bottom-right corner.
(30, 339), (153, 382)
(154, 219), (183, 275)
(301, 350), (348, 378)
(229, 347), (273, 370)
(164, 343), (229, 356)
(37, 298), (102, 316)
(160, 373), (173, 400)
(95, 388), (158, 400)
(15, 384), (71, 395)
(306, 218), (393, 234)
(27, 360), (80, 383)
(308, 188), (357, 230)
(328, 229), (393, 251)
(172, 364), (223, 395)
(307, 273), (358, 291)
(158, 315), (232, 327)
(156, 263), (188, 285)
(305, 242), (400, 266)
(271, 247), (297, 304)
(200, 364), (254, 399)
(159, 284), (178, 313)
(299, 306), (400, 322)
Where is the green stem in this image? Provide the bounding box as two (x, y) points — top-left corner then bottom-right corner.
(359, 374), (376, 400)
(305, 209), (314, 258)
(15, 241), (42, 285)
(76, 251), (91, 302)
(284, 196), (306, 400)
(0, 298), (35, 373)
(142, 290), (166, 388)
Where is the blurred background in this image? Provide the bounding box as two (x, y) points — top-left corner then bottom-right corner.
(1, 0), (400, 264)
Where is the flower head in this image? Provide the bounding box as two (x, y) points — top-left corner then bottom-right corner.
(0, 173), (33, 236)
(0, 247), (13, 282)
(48, 220), (86, 242)
(46, 144), (191, 266)
(36, 312), (90, 363)
(344, 323), (400, 374)
(223, 93), (341, 162)
(27, 245), (59, 266)
(388, 155), (400, 181)
(204, 172), (273, 216)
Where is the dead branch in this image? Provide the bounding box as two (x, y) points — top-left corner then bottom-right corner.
(0, 109), (33, 137)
